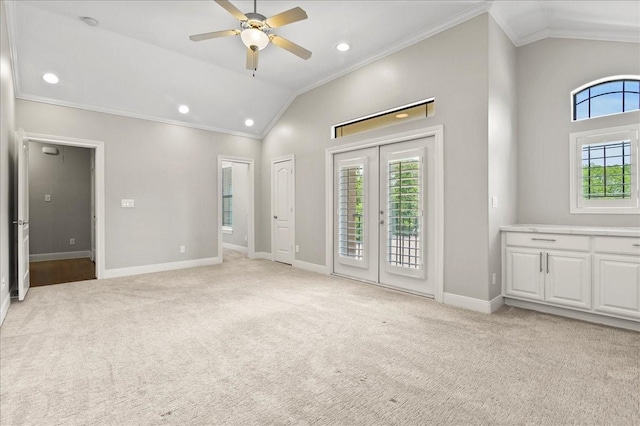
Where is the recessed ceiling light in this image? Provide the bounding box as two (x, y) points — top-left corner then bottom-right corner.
(395, 113), (409, 119)
(42, 73), (59, 84)
(245, 119), (254, 127)
(178, 105), (190, 114)
(80, 16), (99, 26)
(336, 43), (350, 52)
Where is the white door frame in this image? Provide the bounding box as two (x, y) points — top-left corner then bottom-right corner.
(325, 125), (444, 303)
(22, 131), (106, 279)
(217, 156), (255, 262)
(271, 155), (295, 263)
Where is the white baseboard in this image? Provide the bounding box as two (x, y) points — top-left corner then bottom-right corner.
(293, 259), (329, 275)
(505, 298), (640, 331)
(222, 243), (248, 253)
(444, 292), (503, 314)
(254, 252), (274, 261)
(30, 250), (92, 262)
(0, 294), (10, 327)
(490, 295), (505, 313)
(103, 257), (221, 279)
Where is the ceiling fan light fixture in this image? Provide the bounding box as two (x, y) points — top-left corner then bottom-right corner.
(241, 28), (269, 51)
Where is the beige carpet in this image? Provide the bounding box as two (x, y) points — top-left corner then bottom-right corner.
(1, 256), (638, 425)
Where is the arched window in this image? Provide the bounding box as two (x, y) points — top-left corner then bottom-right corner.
(572, 77), (640, 121)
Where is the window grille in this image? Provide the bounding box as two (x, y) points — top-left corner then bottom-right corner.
(582, 140), (632, 199)
(222, 166), (233, 227)
(387, 157), (421, 269)
(573, 78), (640, 120)
(338, 165), (364, 260)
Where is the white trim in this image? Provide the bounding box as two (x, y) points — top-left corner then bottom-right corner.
(217, 156), (256, 264)
(325, 124), (444, 304)
(103, 257), (220, 279)
(569, 124), (640, 215)
(271, 155), (295, 265)
(254, 252), (274, 261)
(293, 260), (330, 275)
(505, 298), (640, 331)
(22, 132), (106, 279)
(30, 251), (92, 262)
(222, 243), (248, 253)
(0, 293), (10, 327)
(15, 94), (262, 141)
(444, 292), (503, 314)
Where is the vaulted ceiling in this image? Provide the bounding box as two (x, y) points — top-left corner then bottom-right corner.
(6, 1), (640, 139)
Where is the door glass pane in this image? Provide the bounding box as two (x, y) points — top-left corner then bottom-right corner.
(387, 157), (421, 269)
(338, 165), (364, 260)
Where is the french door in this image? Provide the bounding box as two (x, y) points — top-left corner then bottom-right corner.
(333, 137), (436, 296)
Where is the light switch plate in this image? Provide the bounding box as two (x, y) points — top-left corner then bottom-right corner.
(121, 199), (135, 208)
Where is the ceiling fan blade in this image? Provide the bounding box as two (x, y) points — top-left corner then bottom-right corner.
(246, 48), (259, 71)
(265, 7), (307, 28)
(189, 29), (239, 42)
(214, 0), (248, 21)
(270, 35), (312, 60)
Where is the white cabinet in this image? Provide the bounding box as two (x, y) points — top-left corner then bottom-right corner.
(502, 227), (640, 325)
(593, 236), (640, 319)
(545, 251), (591, 310)
(505, 240), (591, 310)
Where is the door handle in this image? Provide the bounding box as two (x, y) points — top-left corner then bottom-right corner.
(546, 252), (550, 274)
(539, 252), (543, 273)
(273, 216), (278, 219)
(380, 220), (385, 225)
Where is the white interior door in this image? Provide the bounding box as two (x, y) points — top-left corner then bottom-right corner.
(90, 149), (96, 262)
(17, 130), (30, 301)
(273, 158), (294, 264)
(333, 147), (379, 282)
(333, 137), (436, 296)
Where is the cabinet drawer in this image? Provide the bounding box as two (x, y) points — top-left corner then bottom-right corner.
(505, 232), (591, 252)
(593, 236), (640, 256)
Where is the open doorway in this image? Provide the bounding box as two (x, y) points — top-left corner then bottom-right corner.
(28, 141), (95, 287)
(14, 131), (105, 301)
(218, 156), (255, 263)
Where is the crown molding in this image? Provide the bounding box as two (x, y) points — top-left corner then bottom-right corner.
(16, 94), (263, 140)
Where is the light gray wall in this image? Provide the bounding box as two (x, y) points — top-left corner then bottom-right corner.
(260, 15), (492, 300)
(517, 38), (640, 226)
(28, 142), (91, 255)
(487, 16), (518, 300)
(1, 0), (16, 321)
(223, 162), (249, 248)
(16, 100), (261, 270)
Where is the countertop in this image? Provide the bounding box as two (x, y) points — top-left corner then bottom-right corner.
(500, 224), (640, 238)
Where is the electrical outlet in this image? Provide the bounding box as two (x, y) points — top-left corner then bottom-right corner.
(121, 199), (135, 208)
(492, 272), (497, 285)
(45, 194), (51, 202)
(295, 245), (300, 253)
(492, 196), (498, 208)
(180, 245), (186, 253)
(70, 238), (76, 246)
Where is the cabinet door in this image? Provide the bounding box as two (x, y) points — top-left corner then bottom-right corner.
(545, 251), (591, 310)
(505, 247), (544, 301)
(593, 254), (640, 319)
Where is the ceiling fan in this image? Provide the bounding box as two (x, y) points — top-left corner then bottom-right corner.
(190, 0), (312, 75)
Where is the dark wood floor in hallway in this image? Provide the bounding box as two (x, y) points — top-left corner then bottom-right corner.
(29, 258), (96, 287)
